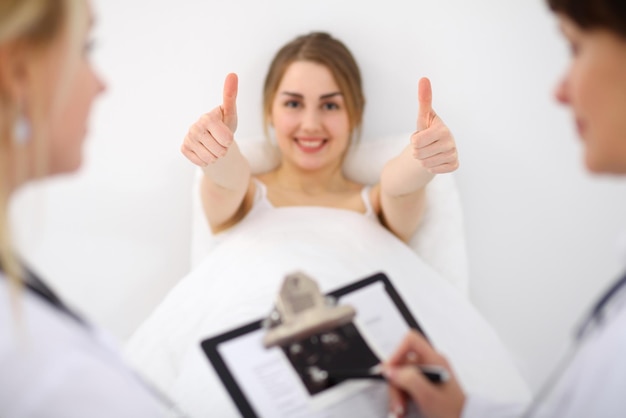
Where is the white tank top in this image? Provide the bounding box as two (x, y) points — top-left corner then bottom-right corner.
(250, 178), (378, 221)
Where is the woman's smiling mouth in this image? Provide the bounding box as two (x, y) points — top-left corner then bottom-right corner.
(295, 137), (328, 153)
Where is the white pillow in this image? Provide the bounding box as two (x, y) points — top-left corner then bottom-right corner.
(190, 134), (469, 294)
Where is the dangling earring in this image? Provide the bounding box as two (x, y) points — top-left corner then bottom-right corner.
(12, 111), (32, 146)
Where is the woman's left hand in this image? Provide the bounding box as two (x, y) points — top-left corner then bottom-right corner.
(411, 78), (459, 174)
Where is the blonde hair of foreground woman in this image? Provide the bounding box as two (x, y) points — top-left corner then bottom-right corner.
(0, 0), (101, 299)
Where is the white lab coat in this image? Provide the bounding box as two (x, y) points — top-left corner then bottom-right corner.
(0, 274), (183, 418)
(463, 279), (626, 418)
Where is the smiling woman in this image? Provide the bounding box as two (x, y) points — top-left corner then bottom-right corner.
(181, 31), (459, 243)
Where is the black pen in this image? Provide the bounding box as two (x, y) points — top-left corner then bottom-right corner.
(325, 363), (449, 384)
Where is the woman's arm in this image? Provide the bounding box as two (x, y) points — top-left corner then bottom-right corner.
(377, 78), (459, 242)
(181, 73), (253, 232)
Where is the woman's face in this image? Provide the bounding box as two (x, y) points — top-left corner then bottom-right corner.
(46, 1), (105, 175)
(555, 15), (626, 173)
(269, 60), (351, 172)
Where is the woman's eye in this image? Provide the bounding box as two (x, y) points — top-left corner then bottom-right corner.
(322, 102), (339, 110)
(285, 100), (300, 108)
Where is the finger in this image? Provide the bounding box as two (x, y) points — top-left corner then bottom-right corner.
(187, 122), (229, 160)
(221, 73), (238, 129)
(411, 130), (437, 150)
(196, 110), (234, 148)
(199, 135), (229, 159)
(388, 330), (438, 365)
(418, 147), (457, 166)
(427, 161), (460, 174)
(184, 132), (222, 162)
(181, 146), (207, 166)
(413, 139), (455, 160)
(417, 77), (434, 131)
(388, 385), (408, 418)
(411, 124), (451, 150)
(386, 364), (438, 408)
(181, 141), (216, 166)
(201, 122), (233, 150)
(387, 331), (421, 365)
(412, 139), (450, 160)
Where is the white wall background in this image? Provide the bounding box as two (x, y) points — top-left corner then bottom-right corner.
(10, 0), (626, 393)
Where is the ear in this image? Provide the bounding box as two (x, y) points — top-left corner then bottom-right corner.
(0, 42), (30, 102)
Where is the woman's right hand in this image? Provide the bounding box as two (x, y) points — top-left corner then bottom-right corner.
(181, 73), (238, 167)
(384, 330), (466, 418)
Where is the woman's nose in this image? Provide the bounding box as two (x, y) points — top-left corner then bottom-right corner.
(554, 75), (570, 105)
(300, 108), (321, 131)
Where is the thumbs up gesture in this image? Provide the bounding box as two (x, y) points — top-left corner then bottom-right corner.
(411, 78), (459, 174)
(181, 73), (239, 167)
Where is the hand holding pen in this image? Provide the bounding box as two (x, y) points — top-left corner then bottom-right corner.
(384, 330), (466, 418)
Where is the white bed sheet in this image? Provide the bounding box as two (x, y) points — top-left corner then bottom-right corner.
(125, 206), (530, 416)
(190, 135), (470, 295)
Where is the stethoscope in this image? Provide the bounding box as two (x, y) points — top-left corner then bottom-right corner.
(576, 271), (626, 340)
(1, 264), (191, 418)
(522, 271), (626, 417)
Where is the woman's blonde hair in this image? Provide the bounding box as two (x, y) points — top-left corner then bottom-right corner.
(262, 32), (366, 143)
(0, 0), (80, 294)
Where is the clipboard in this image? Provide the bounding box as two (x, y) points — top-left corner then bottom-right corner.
(200, 271), (427, 417)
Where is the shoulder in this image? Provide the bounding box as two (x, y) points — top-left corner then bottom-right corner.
(0, 279), (167, 417)
(563, 304), (626, 411)
(0, 278), (88, 355)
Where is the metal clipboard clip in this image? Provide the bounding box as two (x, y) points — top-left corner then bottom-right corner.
(262, 271), (356, 349)
(260, 272), (449, 393)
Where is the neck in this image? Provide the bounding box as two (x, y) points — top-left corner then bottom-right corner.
(272, 160), (351, 194)
(1, 142), (33, 196)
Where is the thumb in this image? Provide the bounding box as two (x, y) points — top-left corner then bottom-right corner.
(387, 365), (433, 407)
(417, 77), (434, 131)
(221, 72), (238, 130)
